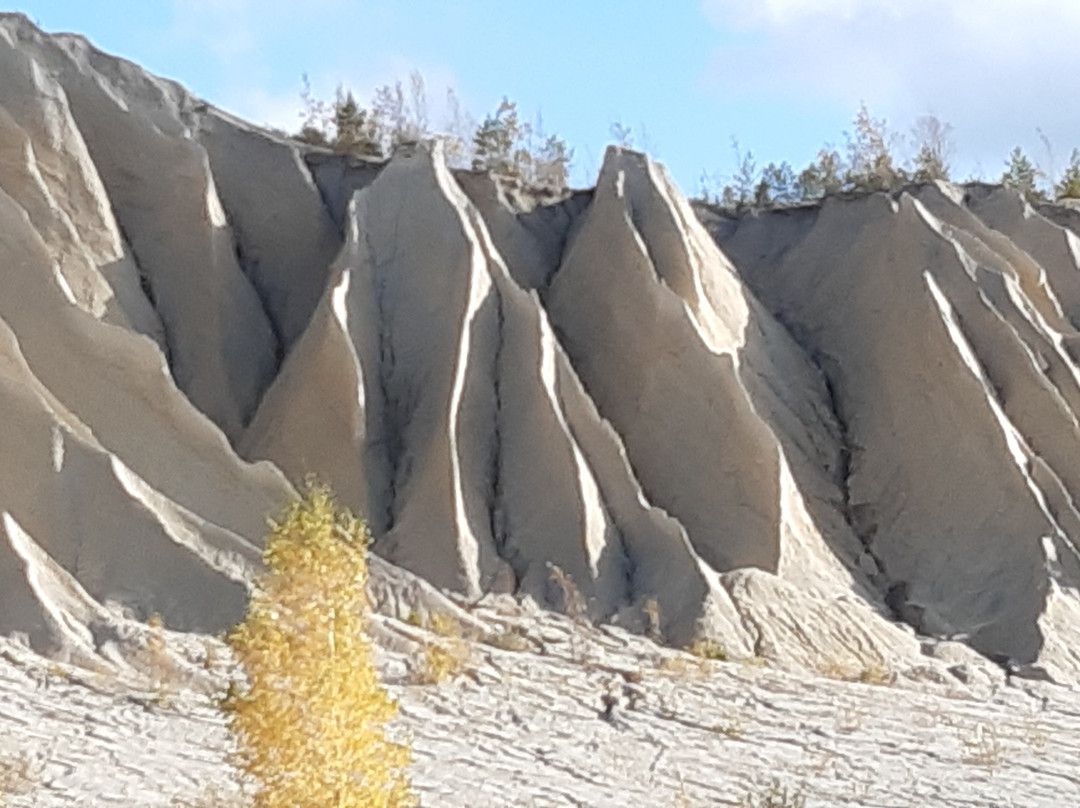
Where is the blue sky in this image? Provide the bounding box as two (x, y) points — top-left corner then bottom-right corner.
(11, 1), (1080, 192)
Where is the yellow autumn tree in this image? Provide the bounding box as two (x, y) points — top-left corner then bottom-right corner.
(222, 483), (413, 808)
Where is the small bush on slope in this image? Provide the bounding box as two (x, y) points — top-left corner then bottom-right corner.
(1055, 148), (1080, 200)
(1002, 146), (1047, 203)
(222, 483), (413, 808)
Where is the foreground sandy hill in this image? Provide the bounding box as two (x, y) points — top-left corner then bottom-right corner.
(0, 596), (1077, 807)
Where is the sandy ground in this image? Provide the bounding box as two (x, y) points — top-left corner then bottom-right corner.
(1, 600), (1077, 807)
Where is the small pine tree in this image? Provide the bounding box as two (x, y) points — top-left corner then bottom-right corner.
(372, 71), (431, 152)
(1055, 148), (1080, 200)
(472, 98), (521, 176)
(1002, 146), (1046, 202)
(610, 121), (634, 148)
(472, 100), (571, 191)
(845, 103), (903, 192)
(730, 139), (757, 208)
(223, 483), (413, 808)
(533, 132), (573, 191)
(719, 184), (739, 209)
(753, 177), (772, 208)
(439, 87), (475, 168)
(761, 161), (798, 205)
(332, 88), (383, 158)
(910, 114), (953, 182)
(796, 147), (844, 201)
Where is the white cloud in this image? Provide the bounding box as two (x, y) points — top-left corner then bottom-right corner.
(165, 0), (347, 63)
(156, 2), (467, 141)
(704, 0), (897, 28)
(700, 0), (1080, 174)
(704, 0), (1080, 31)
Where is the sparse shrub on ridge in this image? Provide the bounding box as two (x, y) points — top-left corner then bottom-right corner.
(696, 103), (1080, 212)
(1055, 148), (1080, 200)
(222, 482), (413, 808)
(795, 146), (844, 201)
(331, 89), (383, 158)
(910, 114), (953, 182)
(844, 102), (906, 192)
(698, 103), (910, 208)
(295, 74), (573, 192)
(1002, 146), (1047, 203)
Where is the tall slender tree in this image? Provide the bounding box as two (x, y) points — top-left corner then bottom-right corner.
(223, 483), (413, 808)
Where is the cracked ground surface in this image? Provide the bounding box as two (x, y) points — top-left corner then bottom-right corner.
(0, 598), (1078, 807)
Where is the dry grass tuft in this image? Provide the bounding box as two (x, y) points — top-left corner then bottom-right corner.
(817, 655), (894, 686)
(482, 626), (532, 652)
(1021, 721), (1048, 754)
(414, 641), (469, 685)
(643, 598), (662, 643)
(960, 722), (1001, 768)
(816, 657), (850, 680)
(408, 610), (472, 684)
(170, 786), (250, 807)
(142, 613), (179, 705)
(741, 779), (807, 808)
(856, 661), (895, 686)
(0, 752), (39, 797)
(686, 638), (728, 662)
(658, 654), (711, 680)
(547, 564), (588, 621)
(427, 611), (463, 639)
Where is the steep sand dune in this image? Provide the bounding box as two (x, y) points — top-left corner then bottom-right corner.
(245, 145), (687, 636)
(0, 186), (290, 540)
(197, 108), (343, 350)
(0, 303), (256, 641)
(0, 22), (280, 440)
(240, 269), (375, 516)
(548, 153), (781, 572)
(0, 15), (295, 650)
(965, 185), (1080, 330)
(0, 513), (115, 658)
(7, 12), (1080, 682)
(547, 149), (854, 584)
(336, 145), (503, 595)
(238, 142), (895, 657)
(712, 188), (1080, 671)
(0, 34), (162, 342)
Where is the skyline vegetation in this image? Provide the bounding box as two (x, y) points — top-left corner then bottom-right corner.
(698, 103), (1080, 210)
(296, 71), (573, 193)
(291, 73), (1080, 210)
